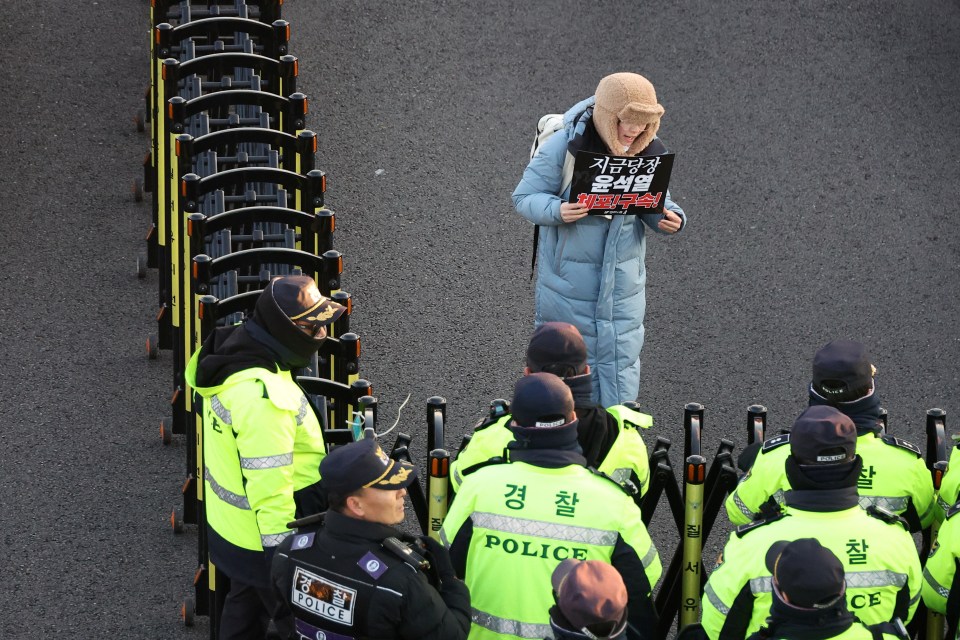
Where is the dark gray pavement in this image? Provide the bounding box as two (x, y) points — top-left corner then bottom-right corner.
(0, 0), (957, 637)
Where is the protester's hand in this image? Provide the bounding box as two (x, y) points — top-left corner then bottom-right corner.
(560, 202), (590, 223)
(658, 209), (683, 233)
(419, 535), (457, 582)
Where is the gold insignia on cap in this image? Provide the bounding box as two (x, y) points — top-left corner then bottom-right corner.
(306, 304), (338, 323)
(380, 466), (412, 486)
(375, 445), (390, 466)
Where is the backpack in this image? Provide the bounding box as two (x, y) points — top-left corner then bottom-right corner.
(529, 114), (575, 278)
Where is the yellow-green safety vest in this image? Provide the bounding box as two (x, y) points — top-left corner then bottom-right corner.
(726, 432), (935, 529)
(441, 461), (661, 640)
(185, 351), (326, 552)
(702, 506), (922, 640)
(450, 405), (651, 495)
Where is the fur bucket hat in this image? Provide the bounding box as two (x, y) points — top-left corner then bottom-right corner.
(593, 72), (664, 156)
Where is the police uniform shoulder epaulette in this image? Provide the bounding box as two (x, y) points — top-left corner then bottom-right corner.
(473, 404), (511, 433)
(879, 434), (922, 458)
(609, 406), (653, 431)
(761, 433), (790, 454)
(471, 416), (499, 433)
(866, 505), (910, 530)
(587, 466), (638, 497)
(286, 530), (319, 552)
(734, 511), (786, 538)
(946, 501), (960, 520)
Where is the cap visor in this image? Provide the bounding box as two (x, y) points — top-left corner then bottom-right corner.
(313, 299), (346, 326)
(366, 459), (417, 489)
(765, 540), (791, 574)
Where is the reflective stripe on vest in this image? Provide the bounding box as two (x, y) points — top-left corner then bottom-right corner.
(205, 467), (251, 510)
(858, 495), (908, 513)
(261, 531), (292, 547)
(639, 543), (658, 569)
(939, 494), (951, 514)
(472, 511), (618, 547)
(704, 582), (731, 615)
(211, 395), (232, 424)
(471, 607), (552, 639)
(453, 466), (463, 487)
(608, 468), (630, 484)
(750, 570), (907, 594)
(733, 492), (756, 519)
(240, 452), (294, 470)
(296, 395), (309, 425)
(925, 566), (951, 598)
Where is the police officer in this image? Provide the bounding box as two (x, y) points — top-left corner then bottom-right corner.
(726, 340), (935, 531)
(921, 500), (960, 635)
(748, 539), (908, 640)
(702, 405), (922, 640)
(271, 438), (471, 639)
(934, 445), (960, 521)
(441, 372), (661, 640)
(451, 322), (651, 495)
(549, 559), (629, 640)
(185, 275), (345, 639)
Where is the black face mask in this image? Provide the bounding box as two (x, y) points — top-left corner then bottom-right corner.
(245, 317), (317, 371)
(249, 284), (326, 371)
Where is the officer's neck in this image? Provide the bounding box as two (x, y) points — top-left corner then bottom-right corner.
(326, 509), (401, 540)
(563, 373), (595, 407)
(762, 588), (855, 640)
(783, 456), (861, 512)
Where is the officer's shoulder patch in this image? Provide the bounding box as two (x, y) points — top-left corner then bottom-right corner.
(588, 466), (638, 497)
(761, 433), (790, 453)
(866, 505), (910, 530)
(879, 434), (922, 458)
(289, 531), (316, 551)
(357, 550), (390, 580)
(734, 511), (786, 538)
(946, 502), (960, 521)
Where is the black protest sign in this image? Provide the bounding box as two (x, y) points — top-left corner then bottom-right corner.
(570, 150), (675, 215)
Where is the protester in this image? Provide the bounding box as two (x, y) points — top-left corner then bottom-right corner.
(513, 72), (686, 407)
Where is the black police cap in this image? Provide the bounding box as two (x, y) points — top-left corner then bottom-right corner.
(320, 439), (416, 494)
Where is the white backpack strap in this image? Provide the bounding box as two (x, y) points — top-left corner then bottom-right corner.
(560, 151), (575, 194)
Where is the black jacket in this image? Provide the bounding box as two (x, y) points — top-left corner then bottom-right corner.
(271, 511), (471, 640)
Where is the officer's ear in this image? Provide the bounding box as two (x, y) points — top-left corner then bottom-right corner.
(523, 366), (532, 375)
(344, 493), (366, 519)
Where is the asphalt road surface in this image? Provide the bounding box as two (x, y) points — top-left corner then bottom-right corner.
(0, 1), (957, 637)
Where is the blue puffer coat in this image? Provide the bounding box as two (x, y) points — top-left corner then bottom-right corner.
(512, 97), (686, 407)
